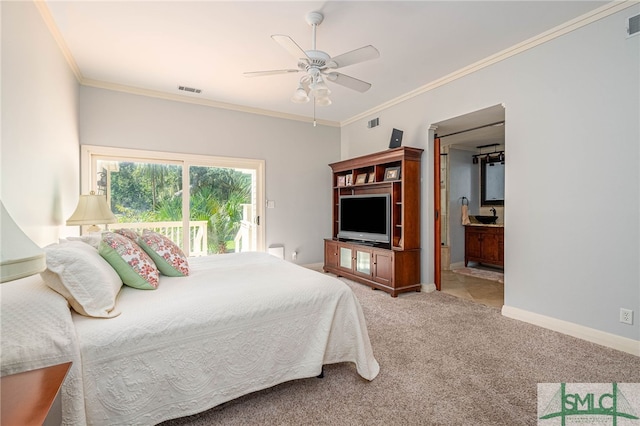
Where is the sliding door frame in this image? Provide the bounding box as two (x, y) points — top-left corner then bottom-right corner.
(433, 137), (442, 291)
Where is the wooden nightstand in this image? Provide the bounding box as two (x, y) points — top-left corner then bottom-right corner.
(1, 362), (71, 426)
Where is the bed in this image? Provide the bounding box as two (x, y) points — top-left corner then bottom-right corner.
(1, 240), (379, 425)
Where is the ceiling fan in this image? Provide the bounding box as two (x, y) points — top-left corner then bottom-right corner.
(244, 11), (379, 107)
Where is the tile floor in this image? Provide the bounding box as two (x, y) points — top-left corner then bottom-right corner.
(440, 268), (504, 308)
(309, 262), (504, 308)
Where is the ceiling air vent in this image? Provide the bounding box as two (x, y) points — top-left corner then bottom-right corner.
(178, 85), (202, 94)
(628, 14), (640, 38)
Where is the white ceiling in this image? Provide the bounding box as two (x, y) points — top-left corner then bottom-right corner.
(44, 1), (607, 125)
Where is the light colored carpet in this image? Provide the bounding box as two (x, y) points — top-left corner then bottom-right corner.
(452, 266), (504, 283)
(159, 275), (638, 425)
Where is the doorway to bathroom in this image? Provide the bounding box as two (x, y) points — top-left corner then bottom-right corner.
(432, 104), (505, 308)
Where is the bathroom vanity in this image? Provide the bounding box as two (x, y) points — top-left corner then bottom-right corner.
(464, 224), (504, 268)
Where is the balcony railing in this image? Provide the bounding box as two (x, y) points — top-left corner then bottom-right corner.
(109, 221), (208, 257)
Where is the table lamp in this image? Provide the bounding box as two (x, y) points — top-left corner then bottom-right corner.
(66, 191), (116, 233)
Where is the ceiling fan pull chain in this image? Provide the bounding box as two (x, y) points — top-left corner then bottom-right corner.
(313, 99), (317, 127)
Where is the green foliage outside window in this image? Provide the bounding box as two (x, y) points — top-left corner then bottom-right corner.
(108, 162), (251, 254)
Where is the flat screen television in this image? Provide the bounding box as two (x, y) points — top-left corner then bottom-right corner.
(338, 194), (390, 244)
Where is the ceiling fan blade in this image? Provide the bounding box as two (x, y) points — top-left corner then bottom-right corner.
(327, 45), (379, 69)
(243, 69), (300, 78)
(324, 72), (372, 93)
(271, 35), (310, 61)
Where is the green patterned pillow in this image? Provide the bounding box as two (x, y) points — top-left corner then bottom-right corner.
(138, 230), (190, 277)
(99, 232), (159, 290)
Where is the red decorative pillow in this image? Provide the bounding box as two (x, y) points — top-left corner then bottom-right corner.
(138, 230), (190, 277)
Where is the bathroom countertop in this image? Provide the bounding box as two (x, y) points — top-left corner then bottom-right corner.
(465, 223), (504, 227)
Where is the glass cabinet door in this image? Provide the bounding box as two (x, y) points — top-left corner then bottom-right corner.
(339, 247), (353, 269)
(355, 250), (371, 275)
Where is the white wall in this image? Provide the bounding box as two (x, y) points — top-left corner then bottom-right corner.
(79, 87), (340, 264)
(1, 1), (80, 247)
(341, 6), (639, 341)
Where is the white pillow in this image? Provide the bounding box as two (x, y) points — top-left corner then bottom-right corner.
(41, 241), (123, 318)
(61, 234), (102, 249)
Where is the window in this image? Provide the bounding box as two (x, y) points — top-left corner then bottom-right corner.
(81, 145), (265, 256)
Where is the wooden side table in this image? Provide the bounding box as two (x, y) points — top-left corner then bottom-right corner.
(1, 362), (71, 426)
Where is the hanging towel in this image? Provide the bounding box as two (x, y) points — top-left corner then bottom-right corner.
(461, 205), (471, 225)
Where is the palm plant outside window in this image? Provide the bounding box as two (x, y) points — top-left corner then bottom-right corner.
(96, 159), (254, 256)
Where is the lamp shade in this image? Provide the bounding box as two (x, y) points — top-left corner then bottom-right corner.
(0, 201), (46, 283)
(66, 192), (116, 230)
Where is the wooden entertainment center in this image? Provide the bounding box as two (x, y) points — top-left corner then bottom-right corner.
(323, 146), (423, 297)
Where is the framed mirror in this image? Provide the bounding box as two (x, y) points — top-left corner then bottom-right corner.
(481, 157), (504, 206)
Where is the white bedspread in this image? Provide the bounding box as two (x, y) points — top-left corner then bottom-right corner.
(72, 252), (379, 425)
(0, 274), (86, 426)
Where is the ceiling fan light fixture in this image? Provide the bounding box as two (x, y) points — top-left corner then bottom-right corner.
(310, 76), (331, 98)
(291, 85), (310, 103)
(315, 96), (332, 106)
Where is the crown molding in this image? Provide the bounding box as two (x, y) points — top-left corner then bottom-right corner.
(340, 0), (638, 127)
(82, 79), (340, 127)
(34, 0), (82, 82)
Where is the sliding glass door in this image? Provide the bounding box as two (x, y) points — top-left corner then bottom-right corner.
(82, 146), (264, 256)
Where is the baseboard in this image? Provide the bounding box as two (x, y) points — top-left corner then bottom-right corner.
(422, 283), (437, 293)
(502, 305), (640, 356)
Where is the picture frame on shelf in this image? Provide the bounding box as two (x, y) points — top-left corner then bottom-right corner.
(367, 173), (375, 183)
(337, 175), (346, 187)
(384, 166), (401, 181)
(345, 174), (353, 186)
(355, 174), (367, 185)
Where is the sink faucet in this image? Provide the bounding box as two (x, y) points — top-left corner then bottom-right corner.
(490, 207), (496, 217)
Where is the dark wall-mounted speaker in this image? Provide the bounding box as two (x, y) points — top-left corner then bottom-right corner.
(389, 128), (403, 148)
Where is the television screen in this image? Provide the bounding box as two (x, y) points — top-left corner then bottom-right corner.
(338, 194), (390, 243)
